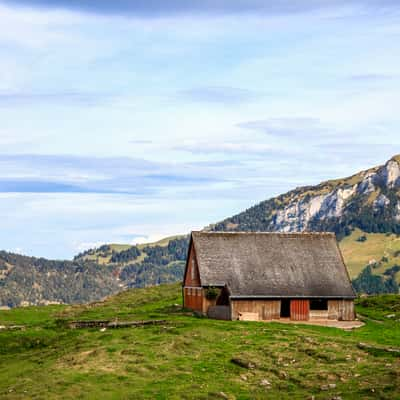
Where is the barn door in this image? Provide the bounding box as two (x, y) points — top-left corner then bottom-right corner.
(290, 299), (310, 321)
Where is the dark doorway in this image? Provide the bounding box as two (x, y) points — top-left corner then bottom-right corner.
(310, 299), (328, 310)
(216, 287), (230, 306)
(280, 299), (291, 318)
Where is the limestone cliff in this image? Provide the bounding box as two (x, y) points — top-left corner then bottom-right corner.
(212, 155), (400, 237)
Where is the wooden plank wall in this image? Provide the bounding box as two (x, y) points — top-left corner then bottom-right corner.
(328, 300), (355, 321)
(231, 300), (280, 321)
(202, 296), (217, 314)
(290, 300), (310, 321)
(183, 287), (203, 312)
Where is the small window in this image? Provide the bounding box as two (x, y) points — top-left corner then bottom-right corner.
(310, 299), (328, 310)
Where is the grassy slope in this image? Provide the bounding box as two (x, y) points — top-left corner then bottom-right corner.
(1, 285), (399, 399)
(79, 235), (185, 265)
(339, 229), (400, 279)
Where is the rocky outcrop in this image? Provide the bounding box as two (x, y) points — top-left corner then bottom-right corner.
(376, 159), (400, 188)
(214, 155), (400, 236)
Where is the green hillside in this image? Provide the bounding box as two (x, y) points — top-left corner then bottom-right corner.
(1, 284), (399, 399)
(340, 229), (400, 279)
(0, 236), (189, 308)
(74, 235), (186, 265)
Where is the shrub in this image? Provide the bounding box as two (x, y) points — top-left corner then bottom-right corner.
(205, 287), (220, 300)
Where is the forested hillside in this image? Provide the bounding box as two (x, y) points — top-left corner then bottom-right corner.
(0, 237), (189, 308)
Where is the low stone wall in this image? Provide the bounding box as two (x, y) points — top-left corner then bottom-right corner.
(68, 319), (167, 329)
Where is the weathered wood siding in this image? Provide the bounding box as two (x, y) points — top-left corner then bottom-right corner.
(183, 287), (203, 312)
(184, 243), (201, 287)
(231, 300), (281, 321)
(328, 300), (355, 321)
(202, 296), (217, 314)
(309, 310), (329, 319)
(290, 300), (310, 321)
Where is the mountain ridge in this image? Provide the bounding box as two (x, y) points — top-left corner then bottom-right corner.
(211, 155), (400, 238)
(1, 155), (400, 307)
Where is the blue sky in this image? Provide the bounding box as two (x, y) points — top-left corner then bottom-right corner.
(0, 0), (399, 258)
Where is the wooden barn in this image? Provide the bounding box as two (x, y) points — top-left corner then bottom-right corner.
(183, 232), (356, 321)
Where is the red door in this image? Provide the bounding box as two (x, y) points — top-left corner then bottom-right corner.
(290, 299), (309, 321)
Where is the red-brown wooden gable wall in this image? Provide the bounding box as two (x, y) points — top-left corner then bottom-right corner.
(184, 243), (201, 287)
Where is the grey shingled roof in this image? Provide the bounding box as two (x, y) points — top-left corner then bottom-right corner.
(190, 232), (356, 299)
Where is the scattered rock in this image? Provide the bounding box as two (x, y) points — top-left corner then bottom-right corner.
(240, 374), (248, 381)
(1, 325), (25, 331)
(321, 383), (336, 391)
(386, 314), (396, 318)
(328, 383), (337, 389)
(279, 371), (288, 379)
(260, 379), (271, 386)
(357, 342), (400, 355)
(231, 358), (256, 369)
(218, 392), (229, 399)
(100, 327), (107, 332)
(331, 397), (343, 400)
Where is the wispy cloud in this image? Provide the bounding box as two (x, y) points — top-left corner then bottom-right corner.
(129, 140), (153, 145)
(174, 140), (274, 155)
(2, 0), (398, 17)
(0, 91), (115, 107)
(0, 180), (93, 193)
(348, 73), (395, 82)
(178, 86), (262, 105)
(237, 117), (336, 138)
(0, 154), (224, 194)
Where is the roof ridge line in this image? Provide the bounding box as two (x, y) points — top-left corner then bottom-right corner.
(193, 231), (335, 236)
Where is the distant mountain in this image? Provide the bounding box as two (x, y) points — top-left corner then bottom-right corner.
(1, 156), (400, 307)
(211, 155), (400, 238)
(0, 251), (119, 308)
(209, 155), (400, 295)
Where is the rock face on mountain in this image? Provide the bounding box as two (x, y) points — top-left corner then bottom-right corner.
(212, 155), (400, 239)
